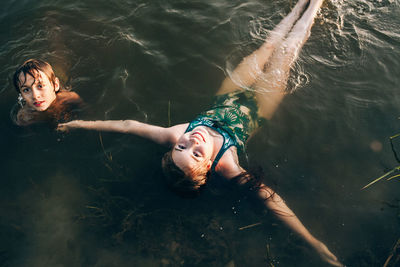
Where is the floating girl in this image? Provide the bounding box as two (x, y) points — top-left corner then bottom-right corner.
(58, 0), (342, 265)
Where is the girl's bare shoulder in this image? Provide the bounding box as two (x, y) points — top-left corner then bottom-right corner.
(164, 123), (189, 145)
(214, 147), (243, 179)
(57, 91), (82, 104)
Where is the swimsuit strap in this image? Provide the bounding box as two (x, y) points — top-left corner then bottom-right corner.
(185, 117), (238, 171)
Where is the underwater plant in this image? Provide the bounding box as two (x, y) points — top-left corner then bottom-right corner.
(362, 133), (400, 189)
(362, 134), (400, 266)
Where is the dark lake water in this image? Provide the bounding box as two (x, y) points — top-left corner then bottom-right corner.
(1, 0), (400, 266)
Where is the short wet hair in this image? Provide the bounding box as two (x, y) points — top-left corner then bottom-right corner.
(161, 150), (210, 197)
(13, 59), (58, 93)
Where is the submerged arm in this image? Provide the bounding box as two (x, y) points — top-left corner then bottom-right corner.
(57, 120), (187, 146)
(258, 185), (343, 266)
(219, 154), (340, 266)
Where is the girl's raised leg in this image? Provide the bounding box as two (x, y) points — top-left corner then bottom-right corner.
(217, 0), (310, 95)
(254, 0), (323, 119)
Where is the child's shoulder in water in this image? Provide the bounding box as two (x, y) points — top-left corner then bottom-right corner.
(56, 90), (82, 106)
(15, 90), (83, 126)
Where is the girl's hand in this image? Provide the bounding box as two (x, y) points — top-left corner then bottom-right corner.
(312, 240), (344, 267)
(56, 120), (81, 132)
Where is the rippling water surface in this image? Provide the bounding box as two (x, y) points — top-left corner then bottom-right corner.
(1, 0), (400, 266)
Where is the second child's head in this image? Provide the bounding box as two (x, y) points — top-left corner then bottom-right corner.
(13, 59), (60, 112)
(162, 128), (214, 195)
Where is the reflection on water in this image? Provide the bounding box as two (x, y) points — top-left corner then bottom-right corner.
(1, 0), (400, 266)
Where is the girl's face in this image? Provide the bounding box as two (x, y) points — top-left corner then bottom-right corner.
(172, 127), (213, 175)
(18, 70), (59, 111)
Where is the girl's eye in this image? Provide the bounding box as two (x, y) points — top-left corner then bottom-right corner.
(22, 88), (30, 93)
(193, 152), (201, 157)
(38, 83), (43, 88)
(178, 145), (185, 149)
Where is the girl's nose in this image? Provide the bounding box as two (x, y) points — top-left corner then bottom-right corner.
(32, 89), (40, 100)
(190, 138), (199, 145)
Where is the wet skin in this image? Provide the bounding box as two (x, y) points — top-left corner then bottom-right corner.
(16, 70), (82, 126)
(172, 126), (214, 176)
(19, 70), (59, 112)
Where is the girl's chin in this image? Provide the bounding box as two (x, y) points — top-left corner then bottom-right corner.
(37, 106), (49, 111)
(28, 104), (48, 112)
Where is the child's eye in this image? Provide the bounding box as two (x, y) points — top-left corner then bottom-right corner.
(178, 145), (185, 149)
(193, 152), (201, 157)
(22, 88), (30, 93)
(38, 83), (43, 88)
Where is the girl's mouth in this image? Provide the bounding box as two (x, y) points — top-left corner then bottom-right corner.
(34, 101), (44, 107)
(192, 132), (205, 142)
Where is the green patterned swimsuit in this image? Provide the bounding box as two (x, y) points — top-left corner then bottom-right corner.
(185, 90), (264, 170)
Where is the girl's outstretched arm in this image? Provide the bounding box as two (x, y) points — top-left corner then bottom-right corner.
(221, 162), (341, 266)
(258, 186), (343, 266)
(57, 120), (187, 147)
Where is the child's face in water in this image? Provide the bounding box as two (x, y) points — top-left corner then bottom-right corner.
(18, 70), (59, 111)
(172, 127), (213, 181)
